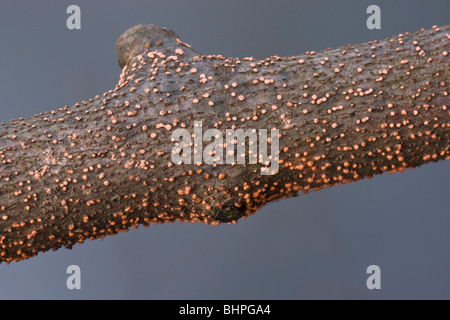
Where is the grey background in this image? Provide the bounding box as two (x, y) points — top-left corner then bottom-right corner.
(0, 0), (449, 299)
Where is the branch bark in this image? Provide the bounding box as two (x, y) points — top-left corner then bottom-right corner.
(0, 24), (449, 264)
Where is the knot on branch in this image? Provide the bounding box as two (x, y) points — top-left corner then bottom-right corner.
(115, 24), (196, 68)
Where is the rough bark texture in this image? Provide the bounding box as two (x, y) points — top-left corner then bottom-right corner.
(0, 24), (449, 264)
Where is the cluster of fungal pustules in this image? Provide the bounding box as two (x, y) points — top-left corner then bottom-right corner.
(0, 24), (448, 263)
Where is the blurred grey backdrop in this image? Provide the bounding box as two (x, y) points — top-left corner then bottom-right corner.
(0, 0), (449, 299)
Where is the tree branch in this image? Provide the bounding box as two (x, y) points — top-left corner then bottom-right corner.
(0, 24), (449, 264)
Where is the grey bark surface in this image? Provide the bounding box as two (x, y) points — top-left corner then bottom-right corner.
(0, 24), (449, 264)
